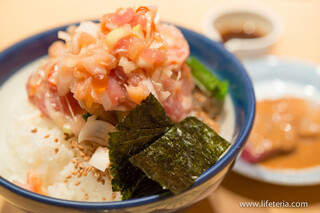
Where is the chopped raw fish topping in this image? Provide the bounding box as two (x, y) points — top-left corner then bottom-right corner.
(26, 6), (194, 133)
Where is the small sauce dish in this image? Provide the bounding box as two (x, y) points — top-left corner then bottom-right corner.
(202, 1), (284, 57)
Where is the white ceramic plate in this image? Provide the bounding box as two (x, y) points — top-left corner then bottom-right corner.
(233, 55), (320, 186)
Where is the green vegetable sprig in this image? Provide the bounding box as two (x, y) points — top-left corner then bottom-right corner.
(186, 56), (228, 101)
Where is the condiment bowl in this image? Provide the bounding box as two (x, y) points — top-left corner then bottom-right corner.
(0, 23), (255, 213)
(202, 1), (284, 57)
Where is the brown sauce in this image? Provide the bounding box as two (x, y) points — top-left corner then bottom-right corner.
(252, 97), (320, 169)
(220, 30), (263, 43)
(260, 139), (320, 169)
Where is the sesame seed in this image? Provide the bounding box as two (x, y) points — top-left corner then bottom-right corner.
(85, 193), (89, 200)
(66, 175), (72, 179)
(74, 181), (80, 186)
(64, 179), (68, 183)
(44, 134), (50, 139)
(111, 192), (117, 201)
(64, 133), (72, 140)
(106, 171), (112, 180)
(94, 172), (100, 179)
(54, 148), (59, 154)
(101, 179), (105, 185)
(83, 157), (90, 162)
(78, 145), (84, 151)
(30, 128), (37, 133)
(70, 159), (76, 164)
(77, 172), (82, 178)
(54, 138), (58, 143)
(102, 197), (106, 201)
(80, 151), (86, 157)
(79, 163), (85, 169)
(72, 170), (78, 175)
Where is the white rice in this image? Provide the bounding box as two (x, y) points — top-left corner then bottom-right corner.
(0, 99), (121, 202)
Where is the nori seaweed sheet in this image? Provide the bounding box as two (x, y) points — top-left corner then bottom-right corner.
(108, 94), (173, 200)
(129, 116), (230, 195)
(116, 93), (173, 130)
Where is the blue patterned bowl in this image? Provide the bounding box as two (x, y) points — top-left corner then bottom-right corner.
(0, 24), (255, 213)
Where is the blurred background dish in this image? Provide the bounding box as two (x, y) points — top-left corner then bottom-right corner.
(234, 55), (320, 185)
(202, 1), (284, 57)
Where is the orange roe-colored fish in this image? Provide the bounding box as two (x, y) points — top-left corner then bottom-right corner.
(14, 171), (47, 195)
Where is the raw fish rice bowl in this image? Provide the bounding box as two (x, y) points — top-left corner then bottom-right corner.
(0, 5), (237, 203)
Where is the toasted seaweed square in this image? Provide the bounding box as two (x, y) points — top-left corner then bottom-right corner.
(129, 116), (230, 194)
(116, 94), (173, 131)
(108, 94), (173, 199)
